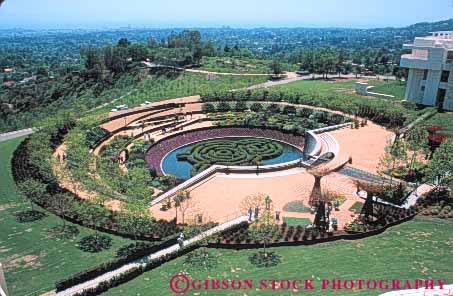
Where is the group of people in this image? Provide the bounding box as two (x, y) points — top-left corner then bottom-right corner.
(143, 132), (153, 141)
(57, 152), (67, 163)
(247, 208), (281, 222)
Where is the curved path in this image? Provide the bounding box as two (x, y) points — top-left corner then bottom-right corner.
(0, 128), (34, 142)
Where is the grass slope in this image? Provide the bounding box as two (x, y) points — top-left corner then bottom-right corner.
(104, 218), (453, 296)
(367, 80), (407, 100)
(0, 137), (133, 296)
(101, 72), (267, 114)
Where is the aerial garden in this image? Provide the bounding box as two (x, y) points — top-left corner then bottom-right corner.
(1, 76), (452, 296)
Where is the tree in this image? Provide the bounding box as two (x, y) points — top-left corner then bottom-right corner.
(245, 193), (278, 257)
(353, 64), (364, 78)
(179, 191), (198, 225)
(378, 139), (408, 187)
(425, 139), (453, 186)
(117, 38), (131, 48)
(49, 192), (73, 232)
(240, 193), (266, 215)
(117, 200), (154, 241)
(174, 190), (192, 224)
(64, 128), (93, 196)
(336, 48), (347, 77)
(173, 191), (184, 224)
(193, 47), (203, 65)
(125, 167), (154, 201)
(75, 200), (110, 239)
(405, 127), (429, 171)
(147, 37), (158, 49)
(17, 179), (48, 210)
(128, 44), (149, 62)
(270, 60), (282, 75)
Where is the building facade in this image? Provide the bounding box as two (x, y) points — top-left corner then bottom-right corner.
(400, 31), (453, 111)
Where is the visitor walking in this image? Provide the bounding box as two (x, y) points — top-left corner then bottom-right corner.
(177, 233), (185, 248)
(254, 207), (259, 220)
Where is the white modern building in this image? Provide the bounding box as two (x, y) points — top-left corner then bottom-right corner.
(400, 31), (453, 110)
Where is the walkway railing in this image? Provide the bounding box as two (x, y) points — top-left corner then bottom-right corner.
(151, 122), (352, 206)
(150, 158), (307, 206)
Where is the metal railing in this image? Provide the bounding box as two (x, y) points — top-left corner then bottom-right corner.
(150, 123), (352, 206)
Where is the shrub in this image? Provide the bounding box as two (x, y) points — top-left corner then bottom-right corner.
(235, 101), (248, 112)
(216, 102), (231, 112)
(48, 225), (80, 239)
(78, 235), (113, 253)
(250, 102), (263, 112)
(14, 210), (47, 223)
(248, 251), (282, 268)
(184, 247), (218, 270)
(202, 103), (215, 113)
(116, 242), (156, 258)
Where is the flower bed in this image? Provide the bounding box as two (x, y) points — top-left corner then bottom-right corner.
(209, 203), (416, 249)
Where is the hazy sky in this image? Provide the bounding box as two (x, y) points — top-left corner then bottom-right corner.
(0, 0), (452, 29)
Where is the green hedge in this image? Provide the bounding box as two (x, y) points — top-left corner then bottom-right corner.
(176, 138), (284, 176)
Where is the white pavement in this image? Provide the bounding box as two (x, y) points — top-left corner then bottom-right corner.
(401, 184), (435, 209)
(55, 215), (249, 296)
(0, 128), (34, 142)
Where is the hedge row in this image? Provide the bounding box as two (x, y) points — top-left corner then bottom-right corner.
(201, 89), (407, 128)
(72, 243), (200, 296)
(56, 236), (178, 292)
(11, 125), (179, 240)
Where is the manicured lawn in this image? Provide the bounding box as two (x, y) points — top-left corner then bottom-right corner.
(272, 79), (453, 134)
(367, 80), (407, 100)
(349, 201), (364, 214)
(104, 218), (453, 296)
(112, 72), (267, 112)
(282, 200), (311, 213)
(283, 217), (312, 226)
(0, 137), (134, 296)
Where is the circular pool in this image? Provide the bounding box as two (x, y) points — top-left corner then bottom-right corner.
(161, 137), (303, 180)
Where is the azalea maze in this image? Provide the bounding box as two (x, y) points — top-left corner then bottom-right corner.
(176, 138), (284, 176)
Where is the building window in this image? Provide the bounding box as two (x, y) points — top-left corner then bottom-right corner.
(423, 70), (428, 80)
(421, 86), (426, 92)
(441, 71), (450, 83)
(448, 51), (453, 61)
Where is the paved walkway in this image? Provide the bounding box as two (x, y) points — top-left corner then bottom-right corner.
(55, 215), (249, 296)
(401, 184), (435, 209)
(0, 128), (34, 142)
